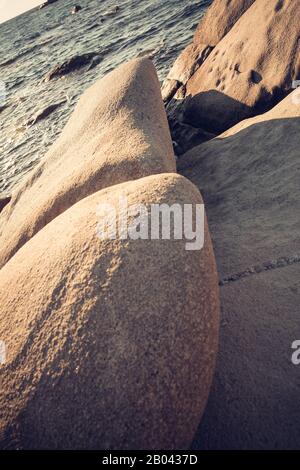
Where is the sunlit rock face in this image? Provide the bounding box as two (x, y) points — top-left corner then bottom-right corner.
(164, 0), (300, 154)
(0, 173), (219, 450)
(179, 89), (300, 449)
(0, 58), (176, 269)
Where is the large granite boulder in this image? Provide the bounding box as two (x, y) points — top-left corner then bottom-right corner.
(162, 0), (254, 102)
(184, 0), (300, 133)
(0, 173), (220, 450)
(179, 89), (300, 449)
(164, 0), (300, 154)
(193, 0), (255, 46)
(0, 58), (176, 269)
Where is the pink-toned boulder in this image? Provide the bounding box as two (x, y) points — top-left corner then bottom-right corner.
(0, 173), (219, 450)
(0, 58), (175, 269)
(163, 0), (300, 154)
(193, 0), (255, 46)
(161, 0), (254, 102)
(184, 0), (300, 133)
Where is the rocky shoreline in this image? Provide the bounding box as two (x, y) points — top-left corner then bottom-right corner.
(0, 58), (220, 450)
(0, 0), (299, 450)
(163, 0), (300, 155)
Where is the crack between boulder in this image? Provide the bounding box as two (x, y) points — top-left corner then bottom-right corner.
(219, 253), (300, 286)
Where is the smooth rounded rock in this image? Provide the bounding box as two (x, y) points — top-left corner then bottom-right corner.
(0, 173), (220, 450)
(185, 0), (300, 133)
(0, 58), (176, 268)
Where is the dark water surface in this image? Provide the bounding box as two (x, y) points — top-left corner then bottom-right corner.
(0, 0), (211, 194)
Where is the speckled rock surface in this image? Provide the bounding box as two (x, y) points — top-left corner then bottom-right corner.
(193, 0), (255, 46)
(0, 58), (176, 269)
(179, 89), (300, 449)
(193, 264), (300, 449)
(162, 0), (257, 152)
(161, 43), (213, 102)
(164, 0), (300, 154)
(0, 173), (220, 450)
(184, 0), (300, 133)
(162, 0), (254, 103)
